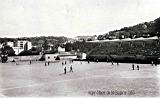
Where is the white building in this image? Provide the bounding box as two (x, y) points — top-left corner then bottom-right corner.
(8, 40), (32, 55)
(0, 43), (3, 48)
(12, 47), (23, 55)
(45, 53), (59, 62)
(7, 41), (14, 47)
(77, 52), (87, 60)
(16, 40), (32, 50)
(58, 46), (65, 53)
(82, 53), (87, 59)
(45, 53), (77, 62)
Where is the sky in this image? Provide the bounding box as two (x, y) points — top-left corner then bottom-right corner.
(0, 0), (160, 38)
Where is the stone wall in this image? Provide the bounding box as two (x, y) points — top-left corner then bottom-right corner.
(8, 55), (41, 62)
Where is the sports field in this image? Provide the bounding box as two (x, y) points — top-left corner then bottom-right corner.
(0, 60), (159, 97)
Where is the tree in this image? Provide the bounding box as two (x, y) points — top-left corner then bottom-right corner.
(119, 33), (124, 39)
(42, 39), (49, 51)
(65, 42), (73, 52)
(154, 17), (160, 38)
(0, 45), (14, 63)
(157, 32), (160, 38)
(104, 33), (109, 39)
(97, 35), (104, 40)
(18, 50), (32, 56)
(2, 45), (15, 56)
(154, 18), (160, 32)
(30, 47), (37, 51)
(87, 38), (92, 41)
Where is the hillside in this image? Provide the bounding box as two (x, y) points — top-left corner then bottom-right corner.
(97, 17), (160, 40)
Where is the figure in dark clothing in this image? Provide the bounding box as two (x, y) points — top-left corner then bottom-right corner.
(88, 60), (90, 64)
(45, 62), (47, 66)
(62, 62), (64, 66)
(65, 61), (67, 65)
(137, 65), (139, 70)
(154, 61), (157, 66)
(111, 61), (114, 65)
(155, 63), (157, 66)
(64, 66), (66, 74)
(132, 64), (134, 70)
(70, 65), (73, 72)
(48, 62), (50, 66)
(117, 62), (119, 65)
(30, 60), (32, 64)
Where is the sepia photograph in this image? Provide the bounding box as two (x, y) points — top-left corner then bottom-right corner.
(0, 0), (160, 97)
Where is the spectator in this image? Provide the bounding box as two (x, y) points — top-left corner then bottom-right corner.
(30, 60), (32, 64)
(111, 61), (114, 65)
(132, 64), (134, 70)
(64, 66), (66, 74)
(137, 65), (139, 70)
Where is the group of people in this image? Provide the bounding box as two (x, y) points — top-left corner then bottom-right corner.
(45, 61), (50, 66)
(131, 60), (159, 70)
(64, 65), (73, 74)
(43, 59), (74, 74)
(110, 61), (141, 70)
(62, 60), (74, 74)
(111, 61), (119, 66)
(151, 61), (157, 66)
(43, 58), (159, 74)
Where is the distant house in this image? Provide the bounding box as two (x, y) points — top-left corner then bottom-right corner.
(0, 43), (3, 48)
(81, 53), (87, 59)
(7, 41), (14, 47)
(58, 46), (65, 53)
(77, 52), (87, 60)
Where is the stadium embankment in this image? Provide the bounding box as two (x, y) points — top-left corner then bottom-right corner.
(85, 38), (160, 64)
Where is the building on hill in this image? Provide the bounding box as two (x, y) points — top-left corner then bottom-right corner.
(6, 40), (32, 55)
(0, 43), (3, 48)
(58, 46), (65, 53)
(7, 41), (14, 47)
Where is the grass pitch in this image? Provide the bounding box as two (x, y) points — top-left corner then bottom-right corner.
(0, 60), (159, 97)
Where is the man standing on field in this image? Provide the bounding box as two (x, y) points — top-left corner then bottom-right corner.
(70, 65), (73, 72)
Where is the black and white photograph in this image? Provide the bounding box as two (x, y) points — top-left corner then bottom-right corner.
(0, 0), (160, 97)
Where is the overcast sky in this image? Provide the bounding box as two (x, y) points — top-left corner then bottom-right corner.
(0, 0), (160, 38)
